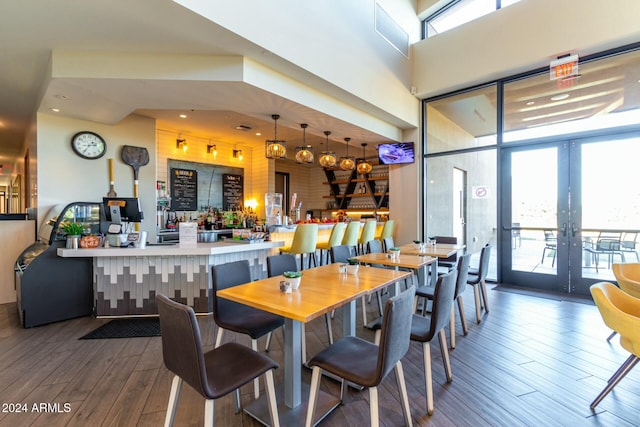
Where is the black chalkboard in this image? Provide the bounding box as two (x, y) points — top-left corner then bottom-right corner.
(170, 168), (198, 211)
(222, 174), (243, 210)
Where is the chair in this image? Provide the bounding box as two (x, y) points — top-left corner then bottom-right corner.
(377, 219), (395, 241)
(341, 221), (361, 252)
(382, 236), (395, 253)
(211, 260), (285, 398)
(266, 254), (334, 359)
(540, 230), (557, 267)
(467, 243), (491, 323)
(589, 282), (640, 410)
(366, 239), (383, 254)
(315, 222), (346, 265)
(358, 220), (377, 255)
(156, 294), (280, 427)
(415, 253), (471, 349)
(305, 286), (416, 427)
(621, 232), (639, 262)
(584, 231), (624, 272)
(606, 263), (640, 341)
(279, 223), (318, 270)
(330, 244), (356, 264)
(434, 236), (458, 271)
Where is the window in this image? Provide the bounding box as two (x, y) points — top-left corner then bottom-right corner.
(424, 0), (521, 38)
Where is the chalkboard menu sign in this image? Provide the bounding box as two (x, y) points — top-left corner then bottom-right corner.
(170, 168), (198, 211)
(222, 174), (244, 210)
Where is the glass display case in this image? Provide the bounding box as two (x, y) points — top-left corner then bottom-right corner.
(15, 202), (102, 328)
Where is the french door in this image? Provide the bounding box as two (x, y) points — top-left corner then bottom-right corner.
(500, 131), (640, 295)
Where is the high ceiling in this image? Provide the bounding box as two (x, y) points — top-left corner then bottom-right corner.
(0, 1), (402, 184)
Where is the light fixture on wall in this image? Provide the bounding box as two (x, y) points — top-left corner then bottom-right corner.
(339, 137), (355, 170)
(233, 149), (243, 160)
(207, 143), (217, 159)
(356, 142), (373, 175)
(318, 131), (337, 168)
(295, 123), (314, 164)
(265, 114), (287, 159)
(176, 138), (187, 152)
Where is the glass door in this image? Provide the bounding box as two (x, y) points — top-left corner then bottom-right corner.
(501, 132), (640, 295)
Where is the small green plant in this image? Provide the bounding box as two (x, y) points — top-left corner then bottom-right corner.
(60, 221), (84, 236)
(347, 258), (359, 265)
(413, 240), (421, 244)
(283, 271), (302, 278)
(390, 247), (400, 251)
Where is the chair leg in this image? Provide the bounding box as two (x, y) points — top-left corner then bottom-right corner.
(438, 329), (453, 383)
(265, 331), (273, 352)
(204, 399), (214, 427)
(422, 341), (434, 415)
(374, 329), (381, 346)
(473, 285), (482, 323)
(165, 375), (183, 427)
(395, 361), (413, 427)
(264, 370), (280, 427)
(606, 331), (617, 342)
(234, 389), (241, 414)
(214, 328), (225, 348)
(449, 306), (456, 349)
(324, 313), (333, 345)
(376, 291), (383, 316)
(480, 280), (490, 313)
(457, 296), (469, 335)
(590, 355), (640, 409)
(251, 339), (260, 399)
(369, 386), (380, 427)
(305, 367), (322, 427)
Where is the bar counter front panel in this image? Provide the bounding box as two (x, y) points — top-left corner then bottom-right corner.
(57, 241), (283, 317)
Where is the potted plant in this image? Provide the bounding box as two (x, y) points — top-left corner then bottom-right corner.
(59, 221), (84, 249)
(346, 258), (360, 274)
(413, 239), (421, 249)
(283, 271), (302, 290)
(388, 247), (401, 260)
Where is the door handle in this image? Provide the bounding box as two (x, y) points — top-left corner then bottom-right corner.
(560, 223), (567, 237)
(571, 223), (578, 238)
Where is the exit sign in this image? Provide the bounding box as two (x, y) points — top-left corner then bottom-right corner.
(550, 54), (579, 80)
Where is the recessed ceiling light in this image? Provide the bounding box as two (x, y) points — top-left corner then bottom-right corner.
(550, 94), (569, 101)
(255, 132), (261, 136)
(526, 101), (535, 106)
(50, 108), (60, 113)
(179, 114), (187, 118)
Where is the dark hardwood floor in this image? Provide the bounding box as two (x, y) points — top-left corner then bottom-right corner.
(1, 283), (638, 426)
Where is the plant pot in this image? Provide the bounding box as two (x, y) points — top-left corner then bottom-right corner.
(66, 235), (80, 249)
(347, 264), (359, 275)
(285, 276), (302, 290)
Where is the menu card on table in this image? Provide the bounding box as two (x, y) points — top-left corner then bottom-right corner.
(179, 222), (198, 247)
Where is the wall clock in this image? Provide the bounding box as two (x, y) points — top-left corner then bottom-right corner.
(71, 131), (106, 159)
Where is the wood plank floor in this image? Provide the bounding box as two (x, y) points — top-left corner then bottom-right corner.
(1, 283), (638, 426)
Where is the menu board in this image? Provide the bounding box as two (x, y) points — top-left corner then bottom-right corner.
(170, 168), (198, 211)
(222, 174), (244, 210)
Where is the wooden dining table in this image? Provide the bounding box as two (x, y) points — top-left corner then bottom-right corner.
(217, 262), (411, 426)
(398, 242), (465, 286)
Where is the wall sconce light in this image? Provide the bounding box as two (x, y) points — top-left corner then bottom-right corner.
(339, 137), (355, 170)
(318, 131), (337, 168)
(295, 123), (314, 164)
(233, 149), (243, 160)
(176, 138), (187, 152)
(265, 114), (287, 159)
(356, 142), (373, 175)
(207, 143), (217, 158)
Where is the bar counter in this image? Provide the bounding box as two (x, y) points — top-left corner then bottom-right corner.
(57, 241), (283, 317)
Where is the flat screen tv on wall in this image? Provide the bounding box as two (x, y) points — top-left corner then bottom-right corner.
(377, 142), (415, 165)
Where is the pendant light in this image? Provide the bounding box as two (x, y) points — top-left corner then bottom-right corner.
(356, 142), (373, 175)
(265, 114), (287, 159)
(339, 137), (355, 170)
(295, 123), (314, 164)
(318, 131), (337, 168)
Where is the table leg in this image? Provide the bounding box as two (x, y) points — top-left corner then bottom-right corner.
(342, 299), (356, 337)
(284, 318), (302, 408)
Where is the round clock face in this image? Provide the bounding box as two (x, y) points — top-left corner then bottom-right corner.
(71, 131), (106, 159)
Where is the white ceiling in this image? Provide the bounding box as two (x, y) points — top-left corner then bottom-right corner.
(0, 0), (401, 184)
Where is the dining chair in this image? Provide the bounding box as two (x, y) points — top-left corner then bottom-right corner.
(584, 231), (624, 272)
(156, 294), (280, 427)
(434, 236), (458, 272)
(607, 263), (640, 341)
(211, 260), (285, 398)
(315, 222), (347, 265)
(358, 220), (378, 255)
(279, 223), (319, 270)
(382, 236), (395, 253)
(540, 230), (557, 267)
(341, 221), (361, 252)
(620, 232), (640, 262)
(589, 282), (640, 410)
(305, 286), (416, 427)
(330, 244), (356, 264)
(266, 254), (334, 362)
(467, 243), (491, 323)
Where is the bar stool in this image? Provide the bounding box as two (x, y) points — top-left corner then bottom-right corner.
(357, 220), (377, 255)
(341, 221), (360, 253)
(279, 223), (318, 270)
(377, 219), (395, 242)
(315, 222), (346, 265)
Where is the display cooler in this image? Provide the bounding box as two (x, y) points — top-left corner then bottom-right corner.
(14, 202), (102, 327)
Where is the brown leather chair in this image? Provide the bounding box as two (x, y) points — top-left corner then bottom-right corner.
(304, 286), (415, 427)
(156, 294), (280, 427)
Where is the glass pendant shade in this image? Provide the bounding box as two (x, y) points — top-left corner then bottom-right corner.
(319, 130), (337, 168)
(295, 123), (314, 163)
(265, 114), (287, 159)
(357, 142), (373, 174)
(339, 137), (355, 170)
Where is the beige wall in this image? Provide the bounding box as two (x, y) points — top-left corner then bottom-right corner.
(0, 220), (34, 304)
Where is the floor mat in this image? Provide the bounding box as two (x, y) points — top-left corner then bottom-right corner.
(79, 318), (160, 339)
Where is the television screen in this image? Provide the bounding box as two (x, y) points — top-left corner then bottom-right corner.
(103, 197), (143, 223)
(377, 142), (415, 165)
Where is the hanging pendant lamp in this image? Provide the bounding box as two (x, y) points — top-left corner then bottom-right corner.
(265, 114), (287, 159)
(318, 131), (337, 168)
(295, 123), (314, 164)
(356, 142), (373, 175)
(339, 137), (355, 170)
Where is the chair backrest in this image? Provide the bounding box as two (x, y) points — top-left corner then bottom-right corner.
(342, 221), (360, 247)
(267, 254), (299, 277)
(380, 220), (395, 240)
(613, 263), (640, 299)
(327, 222), (347, 248)
(374, 285), (416, 386)
(156, 294), (210, 398)
(211, 260), (252, 321)
(434, 236), (458, 264)
(421, 269), (457, 341)
(382, 236), (395, 253)
(590, 282), (640, 348)
(453, 253), (471, 298)
(471, 243), (492, 282)
(289, 223), (319, 254)
(367, 239), (383, 254)
(543, 230), (556, 245)
(330, 244), (356, 264)
(597, 231), (622, 251)
(621, 232), (638, 250)
(359, 220), (377, 244)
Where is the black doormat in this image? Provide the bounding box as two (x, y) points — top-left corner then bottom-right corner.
(79, 318), (161, 339)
